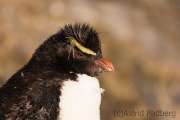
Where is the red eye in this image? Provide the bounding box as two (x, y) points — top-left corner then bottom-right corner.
(76, 52), (82, 57)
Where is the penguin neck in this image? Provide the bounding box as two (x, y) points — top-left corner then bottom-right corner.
(23, 54), (71, 74)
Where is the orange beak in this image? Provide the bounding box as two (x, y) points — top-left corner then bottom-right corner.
(94, 58), (114, 72)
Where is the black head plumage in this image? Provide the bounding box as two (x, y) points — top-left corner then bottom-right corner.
(63, 24), (100, 48)
(58, 23), (102, 56)
(29, 23), (103, 77)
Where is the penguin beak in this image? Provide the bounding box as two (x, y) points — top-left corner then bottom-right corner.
(94, 58), (114, 72)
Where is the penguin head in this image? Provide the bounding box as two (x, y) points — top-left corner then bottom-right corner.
(33, 23), (114, 77)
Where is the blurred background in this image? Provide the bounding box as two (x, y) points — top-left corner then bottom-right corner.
(0, 0), (180, 120)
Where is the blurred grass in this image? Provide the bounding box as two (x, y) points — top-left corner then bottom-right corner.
(0, 0), (180, 120)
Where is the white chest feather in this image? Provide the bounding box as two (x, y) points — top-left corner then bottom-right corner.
(59, 74), (104, 120)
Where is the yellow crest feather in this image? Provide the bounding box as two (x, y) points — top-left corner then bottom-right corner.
(66, 37), (96, 56)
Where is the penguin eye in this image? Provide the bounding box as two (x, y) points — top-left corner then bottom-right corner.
(76, 52), (83, 57)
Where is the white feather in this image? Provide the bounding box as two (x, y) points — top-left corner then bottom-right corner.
(59, 74), (104, 120)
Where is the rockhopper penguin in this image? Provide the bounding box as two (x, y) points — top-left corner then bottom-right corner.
(0, 23), (114, 120)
